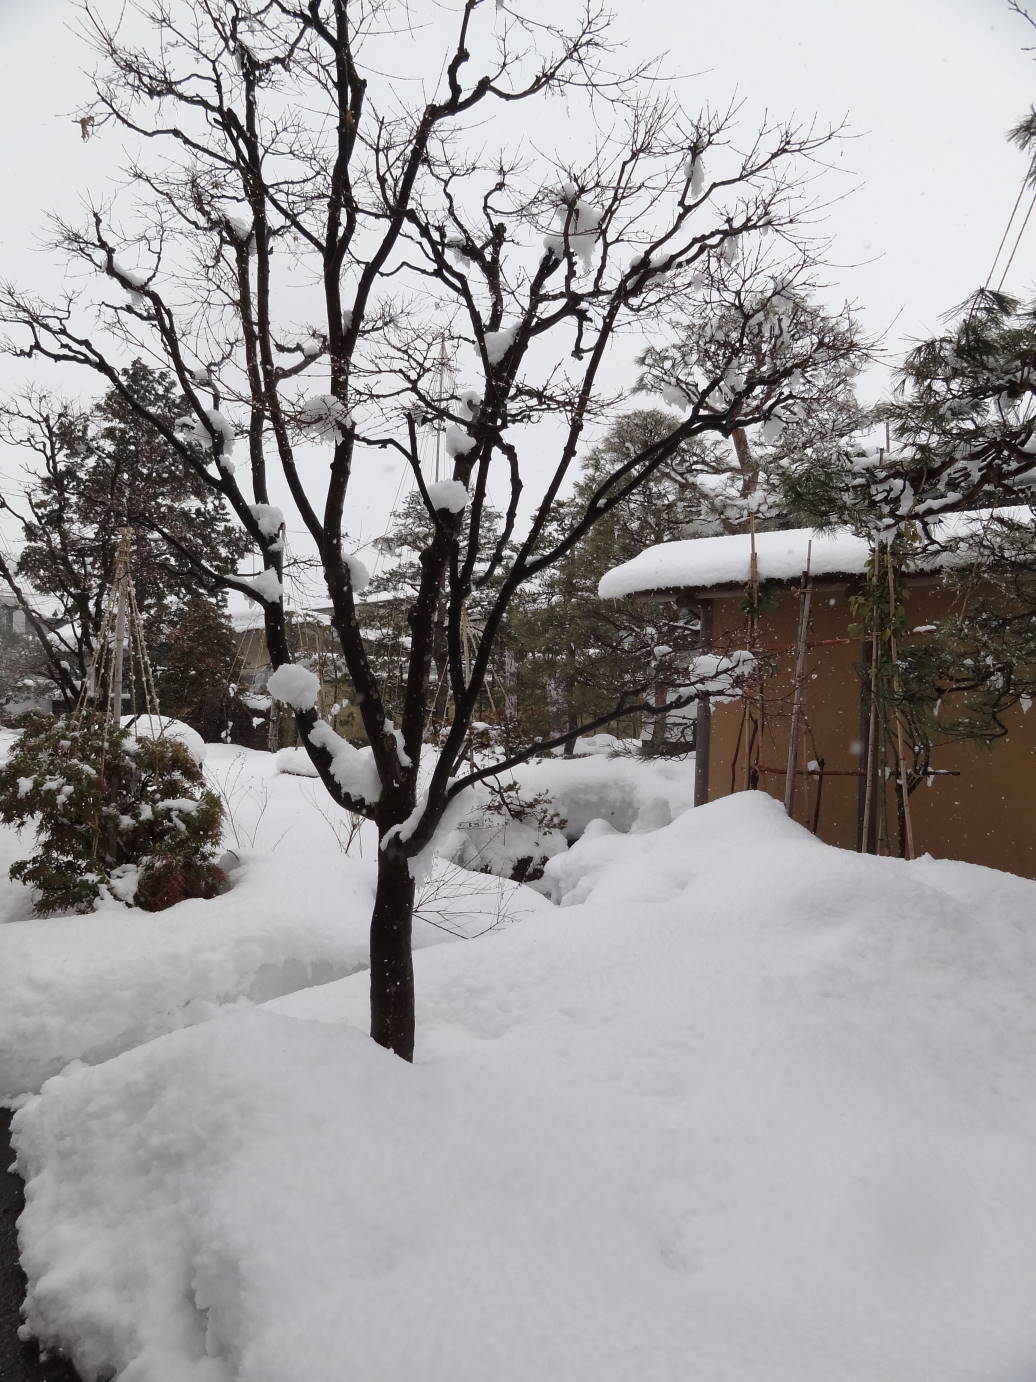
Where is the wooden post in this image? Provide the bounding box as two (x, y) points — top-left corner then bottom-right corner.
(693, 600), (713, 806)
(885, 555), (916, 860)
(783, 545), (813, 818)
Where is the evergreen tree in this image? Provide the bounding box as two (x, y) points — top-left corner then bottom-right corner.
(509, 411), (700, 747)
(2, 361), (249, 698)
(154, 597), (239, 741)
(362, 491), (504, 728)
(642, 290), (867, 535)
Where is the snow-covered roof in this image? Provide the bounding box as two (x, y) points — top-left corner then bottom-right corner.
(598, 507), (1035, 600)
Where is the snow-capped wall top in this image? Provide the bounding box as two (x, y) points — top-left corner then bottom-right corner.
(598, 507), (1035, 600)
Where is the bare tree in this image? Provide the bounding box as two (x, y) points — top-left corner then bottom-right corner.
(0, 0), (859, 1059)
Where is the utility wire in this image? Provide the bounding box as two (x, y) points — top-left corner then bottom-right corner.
(996, 188), (1036, 293)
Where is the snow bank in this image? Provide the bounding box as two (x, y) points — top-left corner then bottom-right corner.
(599, 506), (1036, 598)
(0, 846), (377, 1101)
(0, 746), (540, 1099)
(13, 792), (1036, 1381)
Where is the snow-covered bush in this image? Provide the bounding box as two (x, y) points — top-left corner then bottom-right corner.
(0, 714), (224, 915)
(442, 753), (695, 888)
(441, 779), (568, 886)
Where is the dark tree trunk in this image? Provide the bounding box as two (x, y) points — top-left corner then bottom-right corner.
(370, 842), (417, 1062)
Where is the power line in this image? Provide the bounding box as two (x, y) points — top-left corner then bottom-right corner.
(982, 173), (1031, 293)
(996, 188), (1036, 293)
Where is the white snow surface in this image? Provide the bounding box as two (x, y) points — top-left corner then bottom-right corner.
(500, 751), (693, 839)
(599, 506), (1036, 598)
(0, 744), (543, 1100)
(120, 714), (207, 766)
(12, 791), (1036, 1381)
(266, 663), (320, 711)
(273, 747), (319, 777)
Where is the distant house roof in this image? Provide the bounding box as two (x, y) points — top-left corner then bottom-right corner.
(598, 507), (1036, 601)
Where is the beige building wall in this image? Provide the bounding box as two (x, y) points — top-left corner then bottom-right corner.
(703, 582), (1036, 879)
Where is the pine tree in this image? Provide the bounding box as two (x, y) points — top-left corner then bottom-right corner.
(509, 411), (700, 747)
(154, 597), (239, 741)
(4, 360), (249, 696)
(642, 291), (867, 534)
(362, 492), (504, 729)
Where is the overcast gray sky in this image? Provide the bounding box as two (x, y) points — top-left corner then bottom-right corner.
(0, 0), (1032, 584)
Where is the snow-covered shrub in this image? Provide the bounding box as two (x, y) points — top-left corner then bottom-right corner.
(441, 779), (568, 886)
(501, 754), (693, 841)
(442, 753), (695, 889)
(0, 713), (224, 915)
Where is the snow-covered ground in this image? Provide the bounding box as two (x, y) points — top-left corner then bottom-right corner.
(10, 789), (1036, 1382)
(0, 742), (547, 1100)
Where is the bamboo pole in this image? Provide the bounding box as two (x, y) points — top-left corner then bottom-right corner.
(109, 529), (132, 724)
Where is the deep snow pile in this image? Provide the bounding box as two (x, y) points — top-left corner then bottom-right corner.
(0, 744), (544, 1100)
(12, 793), (1036, 1382)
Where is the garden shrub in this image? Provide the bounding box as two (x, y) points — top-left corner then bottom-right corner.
(0, 712), (224, 914)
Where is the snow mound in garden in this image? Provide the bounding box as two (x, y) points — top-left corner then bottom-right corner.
(120, 713), (207, 765)
(273, 746), (319, 777)
(13, 792), (1036, 1382)
(0, 849), (376, 1100)
(0, 745), (545, 1099)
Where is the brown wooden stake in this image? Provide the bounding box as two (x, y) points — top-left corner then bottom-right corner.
(744, 514), (761, 791)
(860, 550), (881, 854)
(783, 544), (813, 819)
(885, 554), (916, 860)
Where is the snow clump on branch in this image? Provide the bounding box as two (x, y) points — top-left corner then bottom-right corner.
(543, 183), (602, 273)
(244, 568), (282, 604)
(109, 260), (150, 290)
(444, 425), (475, 458)
(267, 663), (321, 712)
(308, 720), (381, 806)
(297, 395), (352, 439)
(177, 408), (237, 471)
(224, 212), (254, 246)
(425, 480), (468, 513)
(250, 504), (284, 540)
(682, 154), (706, 199)
(345, 554), (370, 593)
(483, 325), (517, 365)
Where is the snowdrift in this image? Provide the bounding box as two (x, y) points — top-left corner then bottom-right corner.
(0, 745), (544, 1099)
(12, 793), (1036, 1382)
